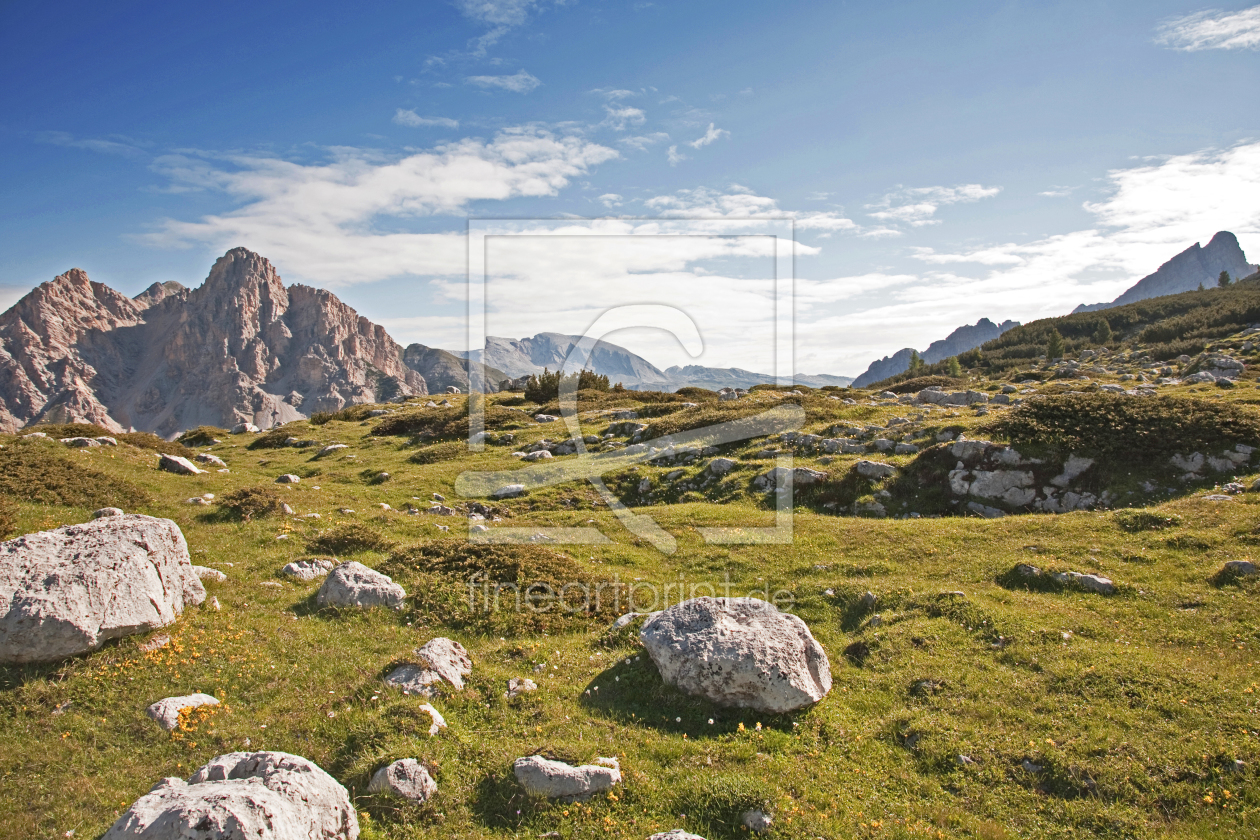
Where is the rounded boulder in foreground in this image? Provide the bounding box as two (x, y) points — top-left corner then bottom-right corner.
(102, 750), (357, 840)
(315, 561), (405, 609)
(639, 597), (831, 713)
(367, 759), (437, 803)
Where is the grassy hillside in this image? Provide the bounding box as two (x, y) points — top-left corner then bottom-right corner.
(2, 354), (1260, 838)
(869, 271), (1260, 390)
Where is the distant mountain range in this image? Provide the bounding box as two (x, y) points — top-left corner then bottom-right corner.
(1074, 231), (1257, 313)
(456, 332), (853, 391)
(851, 318), (1020, 387)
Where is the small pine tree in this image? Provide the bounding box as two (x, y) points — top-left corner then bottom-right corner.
(908, 350), (925, 373)
(1198, 282), (1205, 291)
(1219, 270), (1232, 288)
(1046, 328), (1064, 360)
(946, 356), (963, 377)
(1093, 318), (1112, 345)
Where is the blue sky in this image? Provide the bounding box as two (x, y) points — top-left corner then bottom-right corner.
(2, 1), (1259, 376)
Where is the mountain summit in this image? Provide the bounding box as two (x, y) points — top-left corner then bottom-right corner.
(1075, 231), (1257, 313)
(0, 248), (425, 436)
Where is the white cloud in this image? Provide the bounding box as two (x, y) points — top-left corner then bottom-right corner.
(592, 88), (639, 100)
(667, 144), (686, 166)
(688, 123), (729, 149)
(455, 0), (560, 54)
(833, 141), (1260, 371)
(1038, 186), (1074, 197)
(643, 186), (857, 231)
(36, 131), (149, 159)
(866, 183), (1001, 226)
(139, 128), (618, 285)
(598, 193), (623, 208)
(602, 105), (646, 131)
(466, 69), (541, 93)
(620, 132), (670, 151)
(392, 109), (459, 129)
(1156, 5), (1260, 51)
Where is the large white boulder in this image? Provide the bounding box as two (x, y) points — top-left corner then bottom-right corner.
(0, 515), (205, 664)
(639, 597), (832, 713)
(513, 755), (621, 800)
(158, 454), (203, 475)
(102, 751), (358, 840)
(367, 759), (437, 803)
(315, 562), (405, 609)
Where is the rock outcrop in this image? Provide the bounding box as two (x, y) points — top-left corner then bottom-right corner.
(639, 597), (832, 713)
(102, 751), (358, 840)
(0, 514), (204, 663)
(315, 561), (405, 609)
(0, 248), (426, 436)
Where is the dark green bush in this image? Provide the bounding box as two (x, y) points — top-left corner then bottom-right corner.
(523, 368), (610, 403)
(0, 444), (148, 509)
(983, 393), (1260, 465)
(247, 426), (308, 450)
(217, 486), (285, 521)
(885, 375), (965, 394)
(307, 523), (395, 555)
(176, 426), (227, 446)
(409, 441), (465, 464)
(1114, 510), (1182, 533)
(371, 399), (526, 440)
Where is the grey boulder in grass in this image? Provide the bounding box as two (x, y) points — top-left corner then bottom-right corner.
(101, 750), (357, 840)
(367, 759), (437, 802)
(0, 514), (205, 664)
(146, 693), (219, 731)
(513, 755), (621, 800)
(315, 561), (405, 609)
(639, 597), (832, 713)
(385, 637), (473, 697)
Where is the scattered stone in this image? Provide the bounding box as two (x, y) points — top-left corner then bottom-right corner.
(384, 638), (472, 696)
(751, 467), (827, 493)
(281, 503), (296, 515)
(513, 755), (621, 801)
(504, 677), (538, 699)
(1203, 494), (1233, 501)
(368, 759), (437, 803)
(0, 514), (204, 664)
(209, 596), (220, 611)
(491, 484), (526, 500)
(282, 558), (336, 581)
(855, 460), (896, 480)
(101, 751), (357, 840)
(146, 693), (220, 731)
(317, 444), (348, 457)
(741, 810), (773, 833)
(523, 450), (554, 461)
(230, 423), (261, 434)
(158, 454), (203, 475)
(640, 597), (831, 713)
(61, 437), (100, 448)
(315, 561), (406, 609)
(957, 755), (976, 766)
(1052, 571), (1116, 595)
(139, 634), (171, 652)
(1222, 560), (1259, 577)
(93, 507), (123, 518)
(648, 831), (707, 840)
(707, 457), (737, 476)
(193, 453), (227, 468)
(192, 565), (226, 583)
(419, 703), (447, 736)
(275, 474), (301, 484)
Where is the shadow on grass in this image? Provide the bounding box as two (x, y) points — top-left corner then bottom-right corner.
(468, 770), (544, 832)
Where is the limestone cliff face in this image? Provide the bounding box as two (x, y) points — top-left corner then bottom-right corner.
(0, 248), (426, 436)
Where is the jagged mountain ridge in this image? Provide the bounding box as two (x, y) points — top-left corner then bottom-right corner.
(402, 344), (509, 394)
(851, 318), (1020, 387)
(0, 248), (426, 436)
(1074, 231), (1257, 313)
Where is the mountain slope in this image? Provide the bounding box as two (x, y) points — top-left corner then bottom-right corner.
(1075, 231), (1257, 313)
(852, 318), (1019, 387)
(0, 248), (426, 435)
(402, 344), (509, 393)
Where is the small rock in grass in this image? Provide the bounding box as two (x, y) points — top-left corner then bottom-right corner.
(158, 454), (203, 475)
(93, 507), (124, 518)
(367, 759), (437, 803)
(741, 810), (773, 833)
(512, 755), (620, 800)
(281, 503), (295, 515)
(192, 566), (226, 583)
(146, 694), (220, 731)
(649, 832), (708, 840)
(194, 453), (227, 468)
(281, 558), (336, 582)
(504, 677), (538, 699)
(1222, 560), (1259, 578)
(491, 484), (526, 500)
(275, 474), (300, 484)
(315, 561), (405, 609)
(139, 634), (171, 652)
(419, 703), (446, 736)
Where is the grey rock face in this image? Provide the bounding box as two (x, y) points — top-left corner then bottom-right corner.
(504, 677), (538, 699)
(649, 831), (708, 840)
(367, 759), (437, 803)
(707, 457), (737, 476)
(0, 514), (205, 664)
(315, 561), (405, 609)
(640, 597), (832, 713)
(101, 750), (358, 840)
(275, 473), (300, 484)
(752, 467), (827, 493)
(281, 558), (335, 581)
(1053, 571), (1116, 595)
(855, 460), (896, 480)
(513, 755), (621, 800)
(158, 454), (203, 475)
(146, 693), (219, 731)
(93, 507), (124, 518)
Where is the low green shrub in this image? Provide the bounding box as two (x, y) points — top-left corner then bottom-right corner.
(307, 523), (395, 555)
(408, 441), (464, 464)
(885, 375), (966, 394)
(217, 486), (284, 521)
(1114, 510), (1182, 533)
(0, 495), (17, 539)
(176, 426), (227, 446)
(0, 443), (148, 509)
